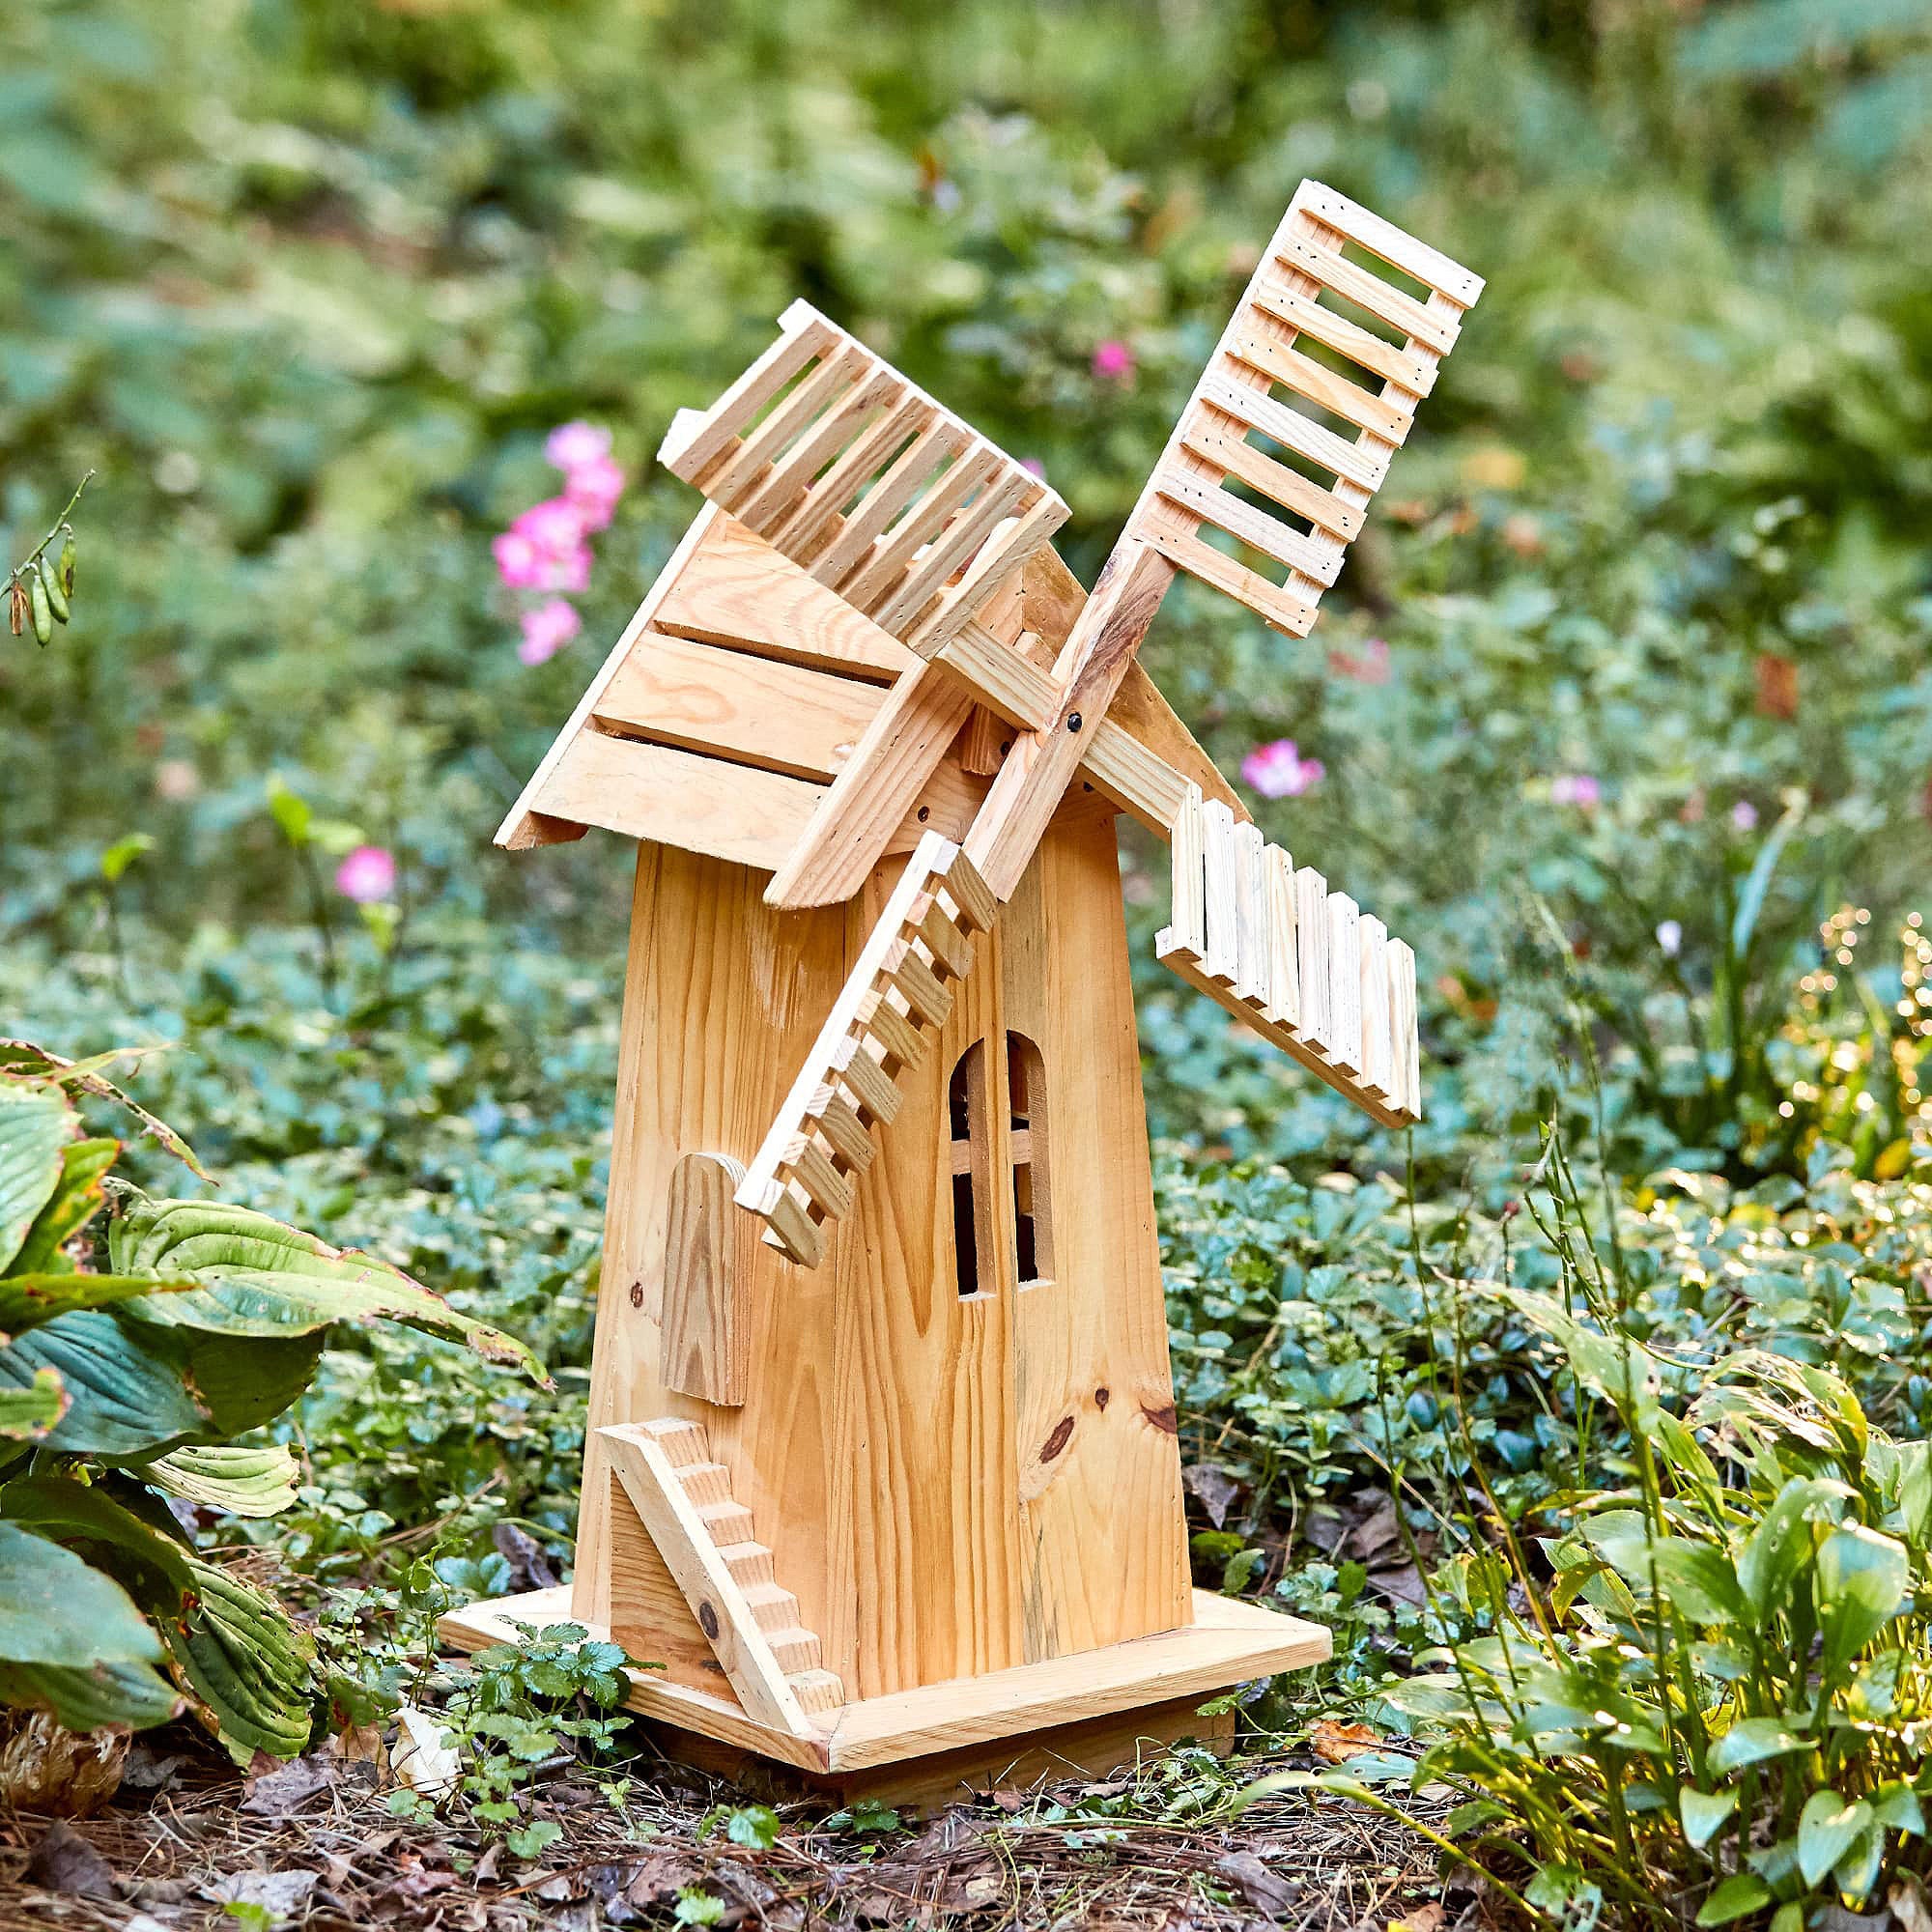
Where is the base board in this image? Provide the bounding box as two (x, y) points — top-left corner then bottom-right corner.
(439, 1588), (1326, 1780)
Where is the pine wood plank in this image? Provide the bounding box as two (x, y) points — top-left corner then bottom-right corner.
(904, 496), (1068, 661)
(767, 399), (932, 557)
(1142, 526), (1319, 639)
(660, 1152), (752, 1406)
(840, 443), (1002, 613)
(532, 731), (824, 874)
(708, 343), (872, 511)
(1273, 233), (1462, 355)
(1194, 367), (1390, 493)
(1200, 797), (1239, 986)
(1246, 278), (1435, 395)
(1326, 892), (1363, 1073)
(1296, 182), (1485, 303)
(659, 304), (838, 480)
(873, 469), (1029, 634)
(732, 365), (905, 534)
(1227, 328), (1416, 443)
(1295, 867), (1332, 1057)
(1233, 819), (1269, 1005)
(1358, 915), (1395, 1105)
(809, 419), (970, 589)
(1264, 844), (1298, 1029)
(1152, 463), (1343, 582)
(594, 631), (887, 783)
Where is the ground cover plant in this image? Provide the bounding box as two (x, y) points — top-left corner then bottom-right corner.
(3, 0), (1932, 1924)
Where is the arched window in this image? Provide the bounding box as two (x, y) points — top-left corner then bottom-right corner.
(1007, 1032), (1053, 1287)
(947, 1043), (992, 1299)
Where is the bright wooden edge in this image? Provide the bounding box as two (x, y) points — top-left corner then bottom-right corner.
(496, 503), (725, 848)
(440, 1588), (1328, 1775)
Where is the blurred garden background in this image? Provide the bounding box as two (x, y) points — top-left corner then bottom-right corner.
(5, 0), (1932, 1920)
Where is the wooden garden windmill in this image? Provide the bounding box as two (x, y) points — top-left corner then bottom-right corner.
(447, 182), (1481, 1803)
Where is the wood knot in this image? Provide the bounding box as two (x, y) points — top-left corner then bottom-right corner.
(628, 1280), (644, 1308)
(1141, 1402), (1178, 1435)
(1040, 1415), (1075, 1463)
(697, 1601), (720, 1640)
(1094, 1386), (1111, 1409)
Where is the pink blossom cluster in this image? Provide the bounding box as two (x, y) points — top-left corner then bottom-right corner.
(493, 422), (626, 665)
(1240, 738), (1324, 800)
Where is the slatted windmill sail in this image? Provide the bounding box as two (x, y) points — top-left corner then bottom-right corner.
(457, 178), (1482, 1804)
(730, 180), (1481, 1265)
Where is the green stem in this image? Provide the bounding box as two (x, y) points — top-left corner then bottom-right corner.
(6, 472), (93, 587)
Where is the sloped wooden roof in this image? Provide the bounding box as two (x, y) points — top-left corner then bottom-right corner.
(497, 507), (1243, 904)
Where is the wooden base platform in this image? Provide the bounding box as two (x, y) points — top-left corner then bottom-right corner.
(440, 1588), (1326, 1807)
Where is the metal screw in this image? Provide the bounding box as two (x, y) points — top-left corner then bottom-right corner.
(1066, 711), (1083, 733)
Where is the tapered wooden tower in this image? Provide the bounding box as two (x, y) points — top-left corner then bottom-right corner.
(445, 182), (1481, 1803)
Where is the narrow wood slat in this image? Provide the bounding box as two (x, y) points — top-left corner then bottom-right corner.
(890, 946), (952, 1030)
(872, 469), (1029, 634)
(1227, 329), (1415, 443)
(808, 1089), (875, 1173)
(1246, 278), (1435, 395)
(1274, 234), (1461, 355)
(902, 495), (1068, 660)
(833, 1037), (901, 1127)
(862, 989), (925, 1069)
(1179, 418), (1363, 541)
(1388, 938), (1422, 1118)
(1326, 893), (1363, 1074)
(733, 365), (904, 533)
(1169, 783), (1206, 954)
(930, 622), (1057, 731)
(1142, 526), (1319, 639)
(1295, 867), (1331, 1057)
(840, 443), (1001, 612)
(1153, 465), (1343, 584)
(1196, 367), (1389, 494)
(1358, 915), (1394, 1103)
(785, 1137), (855, 1221)
(1198, 798), (1239, 985)
(935, 847), (997, 934)
(593, 631), (886, 784)
(658, 307), (838, 481)
(1264, 845), (1298, 1029)
(916, 901), (974, 980)
(1233, 819), (1269, 1005)
(707, 343), (872, 510)
(1297, 182), (1485, 304)
(809, 419), (969, 588)
(767, 399), (931, 556)
(760, 1183), (824, 1269)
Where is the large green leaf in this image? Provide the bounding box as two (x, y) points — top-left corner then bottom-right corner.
(0, 1657), (182, 1732)
(149, 1443), (300, 1519)
(0, 1271), (197, 1333)
(0, 1081), (74, 1273)
(0, 1040), (207, 1179)
(1816, 1524), (1910, 1672)
(0, 1368), (67, 1441)
(8, 1137), (118, 1276)
(0, 1310), (324, 1458)
(0, 1518), (163, 1667)
(109, 1188), (544, 1379)
(2, 1475), (314, 1762)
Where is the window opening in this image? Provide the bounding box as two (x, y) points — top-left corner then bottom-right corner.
(1006, 1032), (1053, 1286)
(948, 1043), (989, 1298)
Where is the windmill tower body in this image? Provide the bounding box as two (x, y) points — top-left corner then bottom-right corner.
(444, 183), (1481, 1801)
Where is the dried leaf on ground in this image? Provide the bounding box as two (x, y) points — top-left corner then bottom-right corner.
(1309, 1719), (1384, 1764)
(1215, 1848), (1301, 1918)
(391, 1703), (459, 1799)
(1183, 1463), (1244, 1528)
(24, 1818), (119, 1897)
(206, 1867), (322, 1920)
(242, 1748), (337, 1814)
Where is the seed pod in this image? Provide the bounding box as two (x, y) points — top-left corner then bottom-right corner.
(58, 534), (75, 598)
(8, 580), (23, 637)
(39, 554), (69, 623)
(30, 574), (52, 644)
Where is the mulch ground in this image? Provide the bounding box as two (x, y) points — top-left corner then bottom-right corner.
(0, 1726), (1479, 1931)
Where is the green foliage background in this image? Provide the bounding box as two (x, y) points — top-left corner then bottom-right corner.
(3, 0), (1932, 1768)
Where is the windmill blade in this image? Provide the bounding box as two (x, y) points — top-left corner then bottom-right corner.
(737, 182), (1479, 1264)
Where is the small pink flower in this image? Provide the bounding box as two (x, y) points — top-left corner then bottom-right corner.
(1091, 340), (1135, 383)
(1328, 638), (1391, 684)
(493, 528), (546, 590)
(335, 844), (396, 904)
(545, 421), (612, 471)
(1550, 774), (1602, 809)
(518, 597), (582, 667)
(1240, 738), (1325, 800)
(1731, 799), (1759, 832)
(1020, 456), (1046, 478)
(562, 454), (626, 531)
(513, 497), (587, 552)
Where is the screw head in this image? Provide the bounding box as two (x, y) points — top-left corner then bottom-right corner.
(1066, 711), (1083, 733)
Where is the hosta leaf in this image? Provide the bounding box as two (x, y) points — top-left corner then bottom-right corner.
(1709, 1716), (1811, 1773)
(1798, 1790), (1871, 1887)
(1696, 1874), (1771, 1925)
(8, 1137), (117, 1275)
(0, 1081), (74, 1273)
(0, 1367), (67, 1441)
(166, 1561), (314, 1764)
(1680, 1785), (1740, 1850)
(0, 1040), (207, 1179)
(149, 1443), (299, 1519)
(0, 1518), (163, 1667)
(0, 1656), (182, 1732)
(0, 1311), (324, 1458)
(109, 1190), (544, 1380)
(0, 1271), (197, 1333)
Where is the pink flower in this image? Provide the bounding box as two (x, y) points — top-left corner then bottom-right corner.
(503, 497), (592, 592)
(545, 421), (612, 471)
(334, 844), (396, 904)
(562, 454), (626, 532)
(1550, 774), (1602, 809)
(493, 528), (546, 590)
(1328, 638), (1391, 684)
(1240, 738), (1325, 800)
(1020, 457), (1046, 478)
(1731, 799), (1759, 832)
(1091, 340), (1135, 383)
(518, 597), (582, 667)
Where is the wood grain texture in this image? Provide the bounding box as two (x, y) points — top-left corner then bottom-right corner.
(532, 731), (824, 873)
(596, 631), (885, 782)
(605, 1472), (729, 1694)
(660, 1152), (752, 1406)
